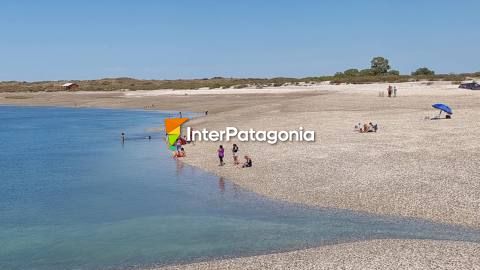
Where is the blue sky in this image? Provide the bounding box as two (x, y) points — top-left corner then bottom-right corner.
(1, 0), (479, 81)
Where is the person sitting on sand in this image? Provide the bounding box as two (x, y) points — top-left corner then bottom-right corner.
(242, 155), (252, 168)
(362, 123), (369, 133)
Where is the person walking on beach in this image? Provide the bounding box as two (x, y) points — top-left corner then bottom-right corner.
(232, 144), (239, 165)
(393, 86), (397, 97)
(387, 85), (392, 97)
(218, 145), (225, 166)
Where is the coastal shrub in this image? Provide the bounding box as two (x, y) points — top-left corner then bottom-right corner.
(359, 69), (374, 76)
(233, 84), (248, 89)
(343, 69), (359, 76)
(412, 67), (435, 76)
(388, 70), (400, 76)
(0, 71), (476, 92)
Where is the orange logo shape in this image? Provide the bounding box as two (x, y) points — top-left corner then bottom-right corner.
(165, 118), (189, 150)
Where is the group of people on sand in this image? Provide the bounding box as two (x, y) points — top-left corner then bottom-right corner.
(355, 122), (378, 133)
(218, 144), (252, 168)
(387, 85), (398, 97)
(173, 139), (252, 168)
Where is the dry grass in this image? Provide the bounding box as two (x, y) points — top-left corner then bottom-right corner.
(1, 72), (479, 92)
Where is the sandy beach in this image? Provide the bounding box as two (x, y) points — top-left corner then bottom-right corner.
(158, 240), (480, 270)
(2, 81), (480, 269)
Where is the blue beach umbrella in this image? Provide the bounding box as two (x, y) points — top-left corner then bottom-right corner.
(432, 103), (453, 115)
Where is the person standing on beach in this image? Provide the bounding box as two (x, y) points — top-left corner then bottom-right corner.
(121, 132), (125, 143)
(176, 139), (182, 152)
(393, 86), (397, 97)
(218, 145), (225, 166)
(387, 85), (392, 97)
(179, 111), (182, 118)
(232, 144), (239, 165)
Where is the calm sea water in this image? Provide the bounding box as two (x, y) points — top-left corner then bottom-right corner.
(0, 106), (479, 270)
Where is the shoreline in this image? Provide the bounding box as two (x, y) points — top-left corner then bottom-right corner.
(154, 239), (480, 270)
(2, 82), (480, 269)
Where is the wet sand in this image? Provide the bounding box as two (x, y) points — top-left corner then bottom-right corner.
(2, 81), (480, 269)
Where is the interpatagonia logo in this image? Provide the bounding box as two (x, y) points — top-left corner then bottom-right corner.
(186, 127), (315, 144)
(165, 118), (189, 150)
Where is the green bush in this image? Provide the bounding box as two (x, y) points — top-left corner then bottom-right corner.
(412, 67), (435, 76)
(233, 84), (248, 89)
(370, 57), (391, 75)
(388, 70), (400, 76)
(359, 69), (374, 76)
(343, 69), (360, 76)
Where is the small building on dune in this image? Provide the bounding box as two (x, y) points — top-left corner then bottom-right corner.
(62, 83), (79, 90)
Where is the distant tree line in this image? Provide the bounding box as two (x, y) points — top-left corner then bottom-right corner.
(334, 57), (435, 77)
(2, 56), (478, 92)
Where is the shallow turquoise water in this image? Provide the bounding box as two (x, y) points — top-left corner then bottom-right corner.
(0, 106), (479, 270)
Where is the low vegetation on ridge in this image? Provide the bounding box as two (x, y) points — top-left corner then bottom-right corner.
(1, 57), (478, 92)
